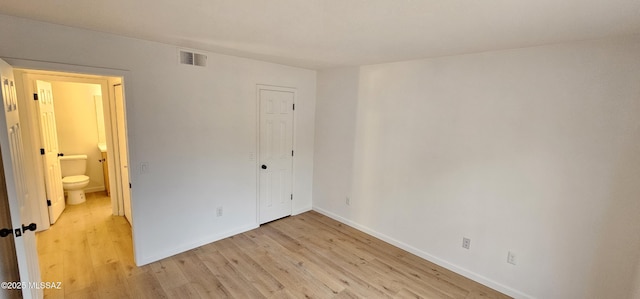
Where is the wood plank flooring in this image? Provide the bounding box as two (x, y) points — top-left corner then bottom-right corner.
(37, 192), (510, 298)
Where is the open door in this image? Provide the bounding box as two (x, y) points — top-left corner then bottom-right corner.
(0, 59), (42, 298)
(0, 147), (21, 299)
(35, 80), (65, 224)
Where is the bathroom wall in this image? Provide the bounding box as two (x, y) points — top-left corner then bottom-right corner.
(51, 81), (105, 192)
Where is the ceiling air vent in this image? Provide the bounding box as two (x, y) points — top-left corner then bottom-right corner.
(178, 50), (207, 67)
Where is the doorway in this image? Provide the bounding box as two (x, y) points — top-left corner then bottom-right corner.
(0, 58), (137, 298)
(13, 69), (134, 296)
(14, 69), (132, 227)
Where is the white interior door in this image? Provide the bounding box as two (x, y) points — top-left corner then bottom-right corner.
(114, 84), (131, 224)
(258, 88), (294, 224)
(35, 80), (65, 224)
(0, 165), (21, 297)
(0, 59), (42, 299)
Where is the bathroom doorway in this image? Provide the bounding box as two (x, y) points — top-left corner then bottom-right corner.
(12, 68), (136, 296)
(13, 69), (132, 228)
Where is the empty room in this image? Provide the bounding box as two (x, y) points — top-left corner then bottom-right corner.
(1, 1), (639, 299)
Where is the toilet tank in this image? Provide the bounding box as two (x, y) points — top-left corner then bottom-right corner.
(59, 155), (88, 177)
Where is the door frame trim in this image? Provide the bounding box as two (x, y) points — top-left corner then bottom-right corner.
(255, 84), (296, 225)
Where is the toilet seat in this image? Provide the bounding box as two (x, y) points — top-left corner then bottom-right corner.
(62, 175), (90, 191)
(62, 175), (90, 184)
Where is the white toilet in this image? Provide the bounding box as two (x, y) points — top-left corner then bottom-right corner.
(60, 155), (90, 205)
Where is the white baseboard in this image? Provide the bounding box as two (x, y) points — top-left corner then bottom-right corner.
(292, 205), (312, 216)
(137, 205), (312, 266)
(85, 186), (105, 193)
(135, 223), (259, 266)
(312, 206), (534, 299)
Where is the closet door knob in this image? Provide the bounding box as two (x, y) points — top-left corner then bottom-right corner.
(261, 165), (267, 169)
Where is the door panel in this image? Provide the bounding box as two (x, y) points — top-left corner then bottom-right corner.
(35, 80), (65, 224)
(259, 89), (293, 224)
(0, 58), (42, 299)
(0, 146), (21, 299)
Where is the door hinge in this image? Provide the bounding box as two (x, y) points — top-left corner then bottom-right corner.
(46, 199), (51, 206)
(290, 194), (293, 200)
(40, 148), (45, 155)
(129, 183), (132, 188)
(33, 93), (38, 101)
(291, 150), (294, 156)
(292, 103), (295, 110)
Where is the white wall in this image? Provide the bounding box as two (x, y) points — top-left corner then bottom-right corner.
(51, 81), (105, 192)
(0, 14), (316, 265)
(313, 67), (360, 216)
(633, 258), (640, 299)
(313, 36), (640, 299)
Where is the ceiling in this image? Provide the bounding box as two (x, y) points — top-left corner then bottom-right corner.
(1, 0), (640, 69)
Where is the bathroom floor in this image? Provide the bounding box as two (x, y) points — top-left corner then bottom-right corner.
(36, 191), (134, 298)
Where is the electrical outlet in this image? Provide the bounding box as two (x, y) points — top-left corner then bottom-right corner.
(346, 197), (351, 205)
(507, 251), (516, 265)
(462, 237), (471, 249)
(216, 206), (223, 217)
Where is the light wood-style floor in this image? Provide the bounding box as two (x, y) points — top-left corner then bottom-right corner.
(37, 192), (510, 298)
